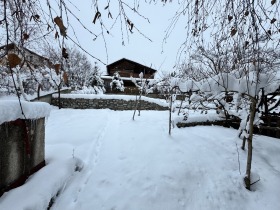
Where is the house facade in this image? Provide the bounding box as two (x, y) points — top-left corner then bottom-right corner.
(102, 58), (157, 94)
(0, 43), (52, 68)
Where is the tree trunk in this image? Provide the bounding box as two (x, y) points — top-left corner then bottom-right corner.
(240, 114), (250, 150)
(37, 84), (41, 100)
(138, 93), (142, 116)
(169, 94), (172, 135)
(58, 85), (61, 109)
(178, 97), (184, 116)
(241, 136), (246, 150)
(244, 98), (257, 190)
(133, 94), (141, 120)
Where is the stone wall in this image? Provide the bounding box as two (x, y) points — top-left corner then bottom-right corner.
(51, 97), (169, 110)
(0, 118), (45, 196)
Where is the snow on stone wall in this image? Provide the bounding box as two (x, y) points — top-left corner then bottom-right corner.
(51, 94), (169, 110)
(52, 94), (169, 107)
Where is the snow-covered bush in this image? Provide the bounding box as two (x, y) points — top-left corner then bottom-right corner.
(131, 72), (155, 95)
(71, 86), (104, 94)
(0, 65), (62, 98)
(110, 71), (124, 92)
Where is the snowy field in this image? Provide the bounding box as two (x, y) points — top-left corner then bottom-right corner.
(1, 109), (280, 210)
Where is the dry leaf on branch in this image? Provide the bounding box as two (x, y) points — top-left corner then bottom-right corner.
(126, 19), (134, 33)
(63, 72), (68, 84)
(62, 48), (69, 60)
(54, 64), (60, 75)
(7, 54), (21, 68)
(231, 27), (237, 36)
(54, 16), (67, 37)
(228, 15), (233, 22)
(55, 31), (59, 39)
(271, 18), (276, 24)
(31, 14), (40, 22)
(93, 11), (101, 24)
(30, 15), (40, 22)
(267, 30), (272, 35)
(23, 33), (29, 40)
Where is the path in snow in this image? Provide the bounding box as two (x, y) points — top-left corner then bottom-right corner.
(70, 110), (111, 204)
(50, 110), (184, 210)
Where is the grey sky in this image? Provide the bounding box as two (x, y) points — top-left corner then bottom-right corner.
(64, 1), (187, 75)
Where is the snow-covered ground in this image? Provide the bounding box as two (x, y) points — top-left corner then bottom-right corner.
(1, 109), (280, 210)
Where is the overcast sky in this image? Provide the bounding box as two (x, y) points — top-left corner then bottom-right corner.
(63, 1), (187, 75)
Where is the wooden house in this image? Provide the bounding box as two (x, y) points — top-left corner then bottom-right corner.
(102, 58), (157, 94)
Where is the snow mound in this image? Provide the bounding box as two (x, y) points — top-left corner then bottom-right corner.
(0, 158), (83, 210)
(174, 110), (224, 125)
(0, 100), (52, 124)
(186, 111), (224, 123)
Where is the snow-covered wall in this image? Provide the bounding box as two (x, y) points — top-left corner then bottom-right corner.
(0, 100), (50, 195)
(0, 100), (51, 125)
(0, 118), (46, 196)
(51, 94), (169, 110)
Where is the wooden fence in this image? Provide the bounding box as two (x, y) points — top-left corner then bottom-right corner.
(255, 114), (280, 139)
(177, 114), (280, 139)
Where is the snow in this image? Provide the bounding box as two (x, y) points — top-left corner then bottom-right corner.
(1, 109), (280, 210)
(52, 93), (169, 107)
(101, 75), (155, 82)
(0, 88), (70, 101)
(0, 100), (52, 124)
(71, 86), (104, 94)
(173, 71), (280, 96)
(175, 110), (224, 124)
(0, 158), (82, 210)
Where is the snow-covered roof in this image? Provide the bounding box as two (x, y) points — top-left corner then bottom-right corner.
(0, 100), (52, 124)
